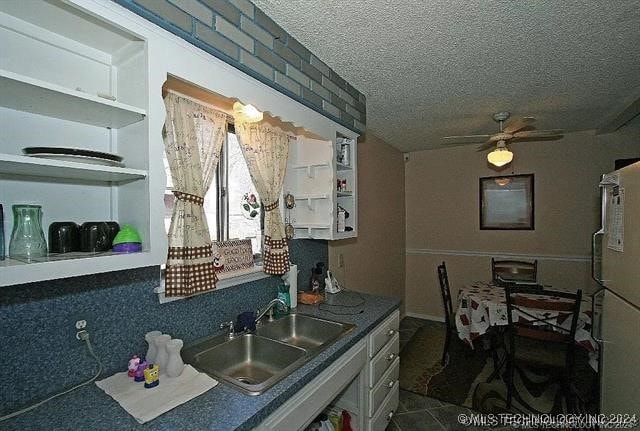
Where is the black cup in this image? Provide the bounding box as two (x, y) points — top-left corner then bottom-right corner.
(49, 222), (80, 253)
(80, 221), (120, 252)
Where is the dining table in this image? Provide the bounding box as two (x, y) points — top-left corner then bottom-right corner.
(454, 281), (599, 370)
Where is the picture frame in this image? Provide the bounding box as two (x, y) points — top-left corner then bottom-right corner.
(479, 174), (534, 230)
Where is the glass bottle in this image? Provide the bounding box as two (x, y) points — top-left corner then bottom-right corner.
(9, 204), (47, 260)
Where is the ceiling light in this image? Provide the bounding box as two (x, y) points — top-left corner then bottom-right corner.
(494, 178), (512, 186)
(233, 101), (263, 123)
(487, 142), (513, 167)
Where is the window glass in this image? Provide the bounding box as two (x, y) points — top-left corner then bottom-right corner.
(227, 132), (261, 255)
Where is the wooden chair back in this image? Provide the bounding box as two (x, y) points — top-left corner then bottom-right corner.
(505, 285), (582, 366)
(492, 258), (538, 283)
(437, 262), (454, 328)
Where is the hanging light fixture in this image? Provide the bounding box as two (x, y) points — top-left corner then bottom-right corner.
(487, 140), (513, 167)
(233, 101), (263, 123)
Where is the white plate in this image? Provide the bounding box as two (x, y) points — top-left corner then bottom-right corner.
(28, 153), (125, 167)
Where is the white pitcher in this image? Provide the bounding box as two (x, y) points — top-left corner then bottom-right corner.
(144, 330), (162, 363)
(154, 334), (171, 374)
(166, 339), (185, 378)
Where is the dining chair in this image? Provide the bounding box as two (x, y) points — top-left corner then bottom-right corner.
(504, 286), (582, 410)
(437, 261), (456, 366)
(492, 258), (538, 283)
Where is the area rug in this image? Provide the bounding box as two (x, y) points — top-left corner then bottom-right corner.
(398, 325), (597, 414)
(399, 325), (488, 407)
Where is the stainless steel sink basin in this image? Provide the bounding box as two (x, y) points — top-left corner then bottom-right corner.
(183, 313), (355, 395)
(183, 334), (307, 395)
(256, 314), (355, 350)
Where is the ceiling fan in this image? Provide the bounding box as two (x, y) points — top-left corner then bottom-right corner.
(442, 112), (564, 167)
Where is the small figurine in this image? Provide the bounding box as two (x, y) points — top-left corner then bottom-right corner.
(133, 360), (148, 382)
(213, 251), (224, 272)
(309, 262), (325, 293)
(127, 355), (140, 378)
(144, 364), (160, 388)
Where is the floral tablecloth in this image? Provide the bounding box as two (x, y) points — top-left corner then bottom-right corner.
(455, 281), (598, 369)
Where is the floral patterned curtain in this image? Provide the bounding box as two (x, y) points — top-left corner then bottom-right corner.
(163, 92), (227, 296)
(233, 118), (291, 275)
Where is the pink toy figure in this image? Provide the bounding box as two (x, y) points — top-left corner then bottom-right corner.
(127, 355), (140, 378)
(134, 360), (148, 382)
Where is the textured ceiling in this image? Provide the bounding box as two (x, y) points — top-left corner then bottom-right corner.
(251, 0), (640, 151)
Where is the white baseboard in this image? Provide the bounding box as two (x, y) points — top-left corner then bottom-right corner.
(403, 311), (445, 323)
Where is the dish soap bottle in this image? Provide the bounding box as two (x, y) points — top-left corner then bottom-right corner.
(277, 283), (291, 314)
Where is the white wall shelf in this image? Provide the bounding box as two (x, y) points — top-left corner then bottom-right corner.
(0, 69), (146, 129)
(0, 252), (154, 286)
(284, 132), (358, 240)
(290, 162), (330, 179)
(0, 153), (147, 183)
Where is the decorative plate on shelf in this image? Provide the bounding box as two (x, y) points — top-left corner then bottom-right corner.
(22, 147), (124, 167)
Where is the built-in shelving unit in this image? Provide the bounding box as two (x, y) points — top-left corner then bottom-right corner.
(0, 1), (158, 286)
(0, 69), (146, 129)
(284, 131), (358, 240)
(0, 153), (147, 183)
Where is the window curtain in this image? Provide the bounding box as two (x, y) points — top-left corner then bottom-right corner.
(163, 92), (227, 296)
(234, 117), (291, 275)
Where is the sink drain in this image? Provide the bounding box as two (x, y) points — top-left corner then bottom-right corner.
(236, 377), (255, 384)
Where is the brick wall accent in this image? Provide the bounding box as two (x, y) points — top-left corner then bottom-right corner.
(114, 0), (367, 133)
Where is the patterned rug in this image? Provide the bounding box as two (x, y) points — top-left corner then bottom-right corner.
(399, 325), (597, 414)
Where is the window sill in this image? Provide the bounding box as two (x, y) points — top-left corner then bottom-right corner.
(154, 265), (271, 304)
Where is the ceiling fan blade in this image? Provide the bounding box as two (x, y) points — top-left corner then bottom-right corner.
(513, 129), (564, 138)
(513, 135), (564, 143)
(476, 140), (495, 152)
(442, 135), (491, 145)
(503, 117), (536, 134)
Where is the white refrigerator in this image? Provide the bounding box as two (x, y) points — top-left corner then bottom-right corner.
(592, 161), (640, 416)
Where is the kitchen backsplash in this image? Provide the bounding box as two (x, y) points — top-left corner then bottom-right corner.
(0, 239), (327, 414)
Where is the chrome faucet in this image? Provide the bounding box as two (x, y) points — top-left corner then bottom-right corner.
(220, 320), (240, 340)
(255, 298), (289, 324)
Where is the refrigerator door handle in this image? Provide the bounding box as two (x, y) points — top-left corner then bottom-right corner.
(591, 287), (606, 343)
(592, 230), (605, 285)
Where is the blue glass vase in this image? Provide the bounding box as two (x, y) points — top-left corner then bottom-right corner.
(9, 204), (47, 260)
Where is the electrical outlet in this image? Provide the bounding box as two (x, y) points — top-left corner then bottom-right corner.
(75, 319), (87, 330)
(339, 253), (345, 268)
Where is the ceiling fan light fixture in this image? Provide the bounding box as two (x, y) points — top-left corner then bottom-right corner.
(487, 146), (513, 167)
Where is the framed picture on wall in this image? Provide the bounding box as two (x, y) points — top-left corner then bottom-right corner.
(479, 174), (534, 230)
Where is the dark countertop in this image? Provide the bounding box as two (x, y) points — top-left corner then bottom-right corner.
(2, 291), (400, 431)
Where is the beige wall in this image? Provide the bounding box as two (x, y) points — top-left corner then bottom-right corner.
(328, 132), (406, 310)
(405, 127), (640, 319)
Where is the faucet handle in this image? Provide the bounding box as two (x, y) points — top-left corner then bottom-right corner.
(220, 320), (236, 339)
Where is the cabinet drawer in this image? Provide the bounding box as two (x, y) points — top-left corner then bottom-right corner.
(369, 333), (399, 388)
(369, 310), (400, 358)
(367, 381), (399, 431)
(368, 357), (399, 417)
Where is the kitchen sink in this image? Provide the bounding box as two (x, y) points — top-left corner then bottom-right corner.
(184, 334), (307, 395)
(256, 313), (355, 350)
(183, 313), (355, 395)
